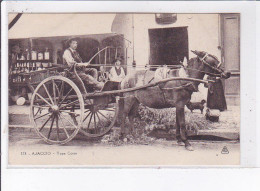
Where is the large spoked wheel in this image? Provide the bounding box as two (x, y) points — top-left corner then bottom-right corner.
(30, 76), (84, 144)
(74, 97), (119, 138)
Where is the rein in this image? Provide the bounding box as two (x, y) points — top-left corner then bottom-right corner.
(184, 67), (221, 77)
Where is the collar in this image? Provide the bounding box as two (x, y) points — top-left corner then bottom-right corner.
(69, 47), (76, 53)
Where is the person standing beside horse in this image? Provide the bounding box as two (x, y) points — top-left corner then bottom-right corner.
(206, 76), (228, 111)
(204, 74), (230, 122)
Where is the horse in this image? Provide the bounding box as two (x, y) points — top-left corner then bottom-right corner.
(119, 50), (230, 151)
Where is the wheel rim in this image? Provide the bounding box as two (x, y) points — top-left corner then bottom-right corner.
(30, 76), (84, 144)
(78, 99), (119, 138)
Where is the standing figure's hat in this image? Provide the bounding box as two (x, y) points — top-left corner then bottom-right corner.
(113, 57), (122, 63)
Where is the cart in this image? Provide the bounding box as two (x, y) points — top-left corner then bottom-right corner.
(29, 48), (210, 145)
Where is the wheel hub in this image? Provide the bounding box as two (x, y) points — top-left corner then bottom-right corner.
(49, 105), (59, 114)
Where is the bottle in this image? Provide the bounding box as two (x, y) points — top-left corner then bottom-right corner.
(31, 50), (37, 60)
(25, 49), (30, 60)
(38, 62), (43, 70)
(21, 51), (25, 60)
(29, 62), (32, 72)
(26, 62), (30, 73)
(16, 63), (19, 73)
(19, 63), (22, 73)
(32, 62), (36, 71)
(38, 52), (43, 60)
(44, 48), (50, 60)
(21, 62), (24, 73)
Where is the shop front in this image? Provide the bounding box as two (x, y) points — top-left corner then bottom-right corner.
(8, 14), (127, 105)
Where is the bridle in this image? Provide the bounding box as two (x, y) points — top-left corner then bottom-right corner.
(197, 53), (224, 77)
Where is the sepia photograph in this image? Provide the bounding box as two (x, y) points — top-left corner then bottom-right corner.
(7, 13), (240, 166)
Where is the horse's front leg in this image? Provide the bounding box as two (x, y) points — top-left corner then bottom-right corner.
(120, 94), (136, 138)
(176, 113), (184, 146)
(176, 106), (194, 151)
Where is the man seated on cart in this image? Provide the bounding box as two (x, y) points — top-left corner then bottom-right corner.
(63, 38), (104, 91)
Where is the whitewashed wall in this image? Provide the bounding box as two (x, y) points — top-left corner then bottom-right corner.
(132, 14), (221, 67)
(112, 14), (221, 102)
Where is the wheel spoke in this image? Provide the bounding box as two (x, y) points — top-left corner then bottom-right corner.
(34, 107), (42, 116)
(93, 113), (97, 134)
(58, 115), (69, 139)
(60, 113), (78, 129)
(70, 113), (79, 126)
(52, 79), (57, 105)
(39, 114), (53, 132)
(35, 93), (52, 107)
(34, 112), (50, 120)
(56, 115), (60, 141)
(96, 112), (102, 123)
(87, 113), (94, 129)
(42, 83), (54, 105)
(84, 109), (90, 113)
(54, 82), (60, 98)
(57, 81), (64, 104)
(47, 115), (55, 139)
(83, 111), (92, 122)
(97, 111), (112, 122)
(58, 88), (73, 107)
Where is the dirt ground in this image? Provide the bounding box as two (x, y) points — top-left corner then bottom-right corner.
(7, 105), (240, 166)
(8, 128), (239, 166)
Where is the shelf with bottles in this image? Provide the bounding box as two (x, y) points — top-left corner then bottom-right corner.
(11, 61), (55, 75)
(11, 47), (55, 75)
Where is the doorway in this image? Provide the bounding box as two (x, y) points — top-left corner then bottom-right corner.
(220, 14), (240, 105)
(148, 27), (189, 68)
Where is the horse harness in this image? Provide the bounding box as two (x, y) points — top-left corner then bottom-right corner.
(197, 53), (223, 77)
(120, 54), (220, 101)
(158, 53), (223, 95)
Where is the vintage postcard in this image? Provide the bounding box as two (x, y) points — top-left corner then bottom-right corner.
(7, 13), (241, 166)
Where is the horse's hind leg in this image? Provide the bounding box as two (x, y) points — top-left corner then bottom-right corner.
(128, 99), (139, 135)
(176, 106), (194, 151)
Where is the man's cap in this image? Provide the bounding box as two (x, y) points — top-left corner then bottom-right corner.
(65, 37), (80, 47)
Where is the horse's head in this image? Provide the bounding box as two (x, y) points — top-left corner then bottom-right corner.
(190, 50), (231, 79)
